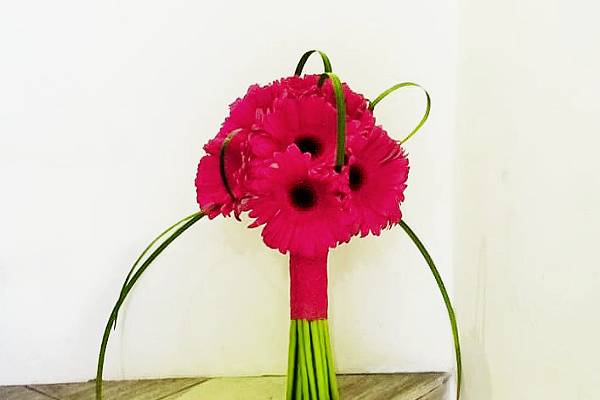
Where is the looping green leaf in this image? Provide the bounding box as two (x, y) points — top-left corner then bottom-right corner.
(318, 72), (346, 171)
(294, 50), (333, 76)
(398, 220), (462, 400)
(369, 82), (431, 145)
(96, 212), (205, 400)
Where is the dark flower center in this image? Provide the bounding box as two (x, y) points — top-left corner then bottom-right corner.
(349, 165), (364, 191)
(289, 182), (317, 210)
(295, 136), (322, 157)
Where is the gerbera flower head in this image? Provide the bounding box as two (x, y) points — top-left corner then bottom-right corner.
(195, 130), (249, 219)
(344, 125), (409, 236)
(320, 78), (371, 124)
(249, 96), (342, 166)
(247, 145), (354, 256)
(196, 81), (281, 218)
(215, 82), (282, 147)
(279, 74), (320, 98)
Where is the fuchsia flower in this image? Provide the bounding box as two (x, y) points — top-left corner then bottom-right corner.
(345, 126), (409, 236)
(195, 132), (248, 219)
(196, 83), (281, 218)
(247, 145), (353, 256)
(216, 83), (282, 144)
(279, 75), (319, 98)
(280, 75), (372, 122)
(249, 96), (344, 165)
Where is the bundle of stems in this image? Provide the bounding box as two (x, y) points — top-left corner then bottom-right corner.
(286, 319), (339, 400)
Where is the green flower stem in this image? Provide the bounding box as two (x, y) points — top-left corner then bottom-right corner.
(317, 321), (330, 394)
(286, 320), (298, 400)
(399, 220), (462, 400)
(297, 322), (310, 399)
(322, 321), (339, 400)
(294, 50), (333, 76)
(302, 321), (318, 398)
(310, 322), (327, 399)
(368, 82), (431, 145)
(295, 363), (302, 399)
(318, 72), (346, 171)
(95, 211), (205, 400)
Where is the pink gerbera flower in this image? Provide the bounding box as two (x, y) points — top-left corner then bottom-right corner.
(249, 96), (343, 166)
(205, 83), (281, 155)
(247, 145), (354, 256)
(279, 74), (320, 98)
(280, 75), (373, 124)
(196, 82), (281, 218)
(345, 125), (410, 236)
(320, 78), (372, 125)
(195, 131), (249, 218)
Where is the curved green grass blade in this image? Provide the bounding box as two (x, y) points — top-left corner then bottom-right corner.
(368, 82), (431, 145)
(398, 220), (461, 400)
(318, 72), (346, 171)
(294, 50), (333, 76)
(96, 211), (205, 400)
(112, 211), (199, 330)
(219, 129), (242, 204)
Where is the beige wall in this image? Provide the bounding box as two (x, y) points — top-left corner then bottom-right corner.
(455, 0), (600, 398)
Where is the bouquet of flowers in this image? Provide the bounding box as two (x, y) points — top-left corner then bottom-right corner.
(95, 50), (461, 400)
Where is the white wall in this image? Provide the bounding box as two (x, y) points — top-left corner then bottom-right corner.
(0, 1), (457, 385)
(455, 0), (600, 399)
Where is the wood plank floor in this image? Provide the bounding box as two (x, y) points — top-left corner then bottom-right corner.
(0, 373), (448, 400)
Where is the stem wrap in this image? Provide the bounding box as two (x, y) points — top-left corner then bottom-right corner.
(290, 251), (329, 320)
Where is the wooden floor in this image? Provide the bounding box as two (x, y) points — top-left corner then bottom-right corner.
(0, 373), (448, 400)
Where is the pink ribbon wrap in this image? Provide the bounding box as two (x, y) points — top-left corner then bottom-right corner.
(289, 250), (329, 320)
